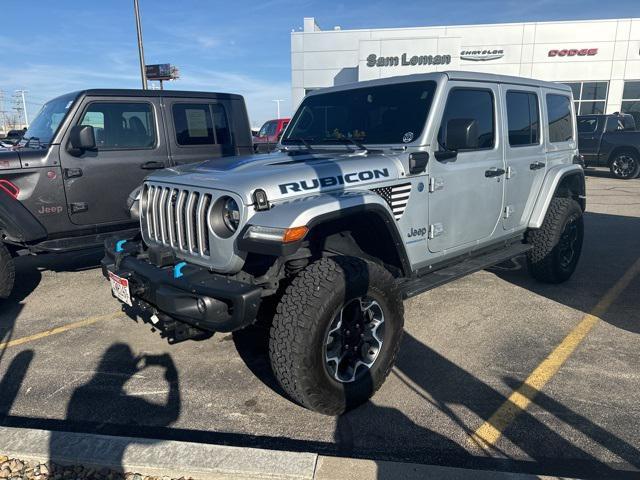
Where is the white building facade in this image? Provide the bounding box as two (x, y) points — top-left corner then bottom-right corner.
(291, 17), (640, 123)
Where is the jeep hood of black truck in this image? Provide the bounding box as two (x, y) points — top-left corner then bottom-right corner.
(0, 148), (50, 169)
(0, 150), (22, 169)
(145, 151), (406, 204)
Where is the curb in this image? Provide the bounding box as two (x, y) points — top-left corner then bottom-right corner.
(0, 426), (317, 479)
(0, 426), (573, 480)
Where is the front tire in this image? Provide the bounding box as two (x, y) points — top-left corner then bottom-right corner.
(0, 242), (16, 299)
(269, 256), (404, 415)
(609, 151), (640, 179)
(526, 197), (584, 284)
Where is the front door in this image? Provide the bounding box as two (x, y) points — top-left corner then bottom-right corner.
(428, 82), (505, 253)
(59, 97), (168, 226)
(501, 85), (547, 230)
(576, 116), (601, 165)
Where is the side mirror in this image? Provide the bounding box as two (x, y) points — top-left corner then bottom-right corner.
(69, 125), (96, 153)
(409, 152), (429, 175)
(444, 118), (479, 151)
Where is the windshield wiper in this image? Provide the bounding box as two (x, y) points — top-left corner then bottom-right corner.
(283, 137), (314, 151)
(319, 137), (369, 153)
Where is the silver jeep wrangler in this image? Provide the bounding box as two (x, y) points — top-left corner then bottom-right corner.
(103, 72), (585, 415)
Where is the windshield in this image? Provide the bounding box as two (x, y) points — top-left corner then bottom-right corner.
(577, 117), (598, 133)
(283, 81), (436, 146)
(20, 92), (78, 146)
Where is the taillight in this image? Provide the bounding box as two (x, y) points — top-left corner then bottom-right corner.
(0, 179), (19, 199)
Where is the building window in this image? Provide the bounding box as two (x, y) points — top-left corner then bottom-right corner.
(562, 81), (608, 115)
(621, 81), (640, 127)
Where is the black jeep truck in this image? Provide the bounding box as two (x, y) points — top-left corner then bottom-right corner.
(577, 112), (640, 179)
(0, 89), (252, 299)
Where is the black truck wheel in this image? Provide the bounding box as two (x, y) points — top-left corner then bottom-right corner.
(526, 197), (583, 284)
(0, 242), (16, 299)
(609, 150), (640, 179)
(269, 256), (404, 415)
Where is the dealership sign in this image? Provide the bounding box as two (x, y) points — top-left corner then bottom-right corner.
(548, 48), (598, 57)
(460, 48), (504, 61)
(366, 53), (451, 67)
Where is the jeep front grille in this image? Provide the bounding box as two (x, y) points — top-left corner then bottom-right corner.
(143, 184), (213, 257)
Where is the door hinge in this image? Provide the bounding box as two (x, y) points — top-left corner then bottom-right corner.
(504, 205), (515, 219)
(428, 177), (444, 193)
(69, 202), (88, 214)
(428, 223), (444, 239)
(506, 166), (513, 179)
(64, 168), (83, 179)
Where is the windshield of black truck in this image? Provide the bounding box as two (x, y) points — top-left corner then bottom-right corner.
(20, 92), (78, 146)
(282, 81), (436, 146)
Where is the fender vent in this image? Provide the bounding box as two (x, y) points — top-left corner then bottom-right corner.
(371, 183), (412, 221)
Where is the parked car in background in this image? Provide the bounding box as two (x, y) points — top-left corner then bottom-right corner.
(253, 118), (290, 153)
(0, 88), (253, 300)
(577, 113), (640, 179)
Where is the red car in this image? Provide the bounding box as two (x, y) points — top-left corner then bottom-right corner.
(253, 118), (290, 153)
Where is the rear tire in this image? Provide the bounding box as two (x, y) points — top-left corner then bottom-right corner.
(526, 197), (583, 284)
(269, 256), (404, 415)
(0, 242), (16, 299)
(609, 150), (640, 179)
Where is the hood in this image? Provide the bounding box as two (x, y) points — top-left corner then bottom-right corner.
(0, 149), (22, 169)
(147, 150), (406, 204)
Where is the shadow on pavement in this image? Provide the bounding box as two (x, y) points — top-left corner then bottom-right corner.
(489, 211), (640, 333)
(49, 343), (180, 473)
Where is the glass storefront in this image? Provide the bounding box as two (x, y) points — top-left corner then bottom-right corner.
(621, 81), (640, 126)
(563, 81), (609, 115)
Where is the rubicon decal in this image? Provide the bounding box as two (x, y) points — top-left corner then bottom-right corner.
(279, 168), (390, 194)
(548, 48), (598, 57)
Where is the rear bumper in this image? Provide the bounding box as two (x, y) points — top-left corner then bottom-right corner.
(102, 239), (262, 333)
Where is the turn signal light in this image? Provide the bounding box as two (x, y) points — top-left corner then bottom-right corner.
(0, 179), (19, 199)
(283, 226), (309, 243)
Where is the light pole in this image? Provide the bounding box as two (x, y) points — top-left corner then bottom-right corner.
(272, 99), (284, 118)
(133, 0), (148, 89)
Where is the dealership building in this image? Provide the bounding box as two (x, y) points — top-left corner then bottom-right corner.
(291, 17), (640, 123)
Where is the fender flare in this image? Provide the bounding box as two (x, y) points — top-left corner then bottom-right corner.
(239, 190), (411, 276)
(0, 193), (47, 244)
(528, 164), (585, 229)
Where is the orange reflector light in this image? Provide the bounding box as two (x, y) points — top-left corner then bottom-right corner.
(283, 226), (308, 243)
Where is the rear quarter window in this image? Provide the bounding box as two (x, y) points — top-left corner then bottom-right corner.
(546, 94), (573, 143)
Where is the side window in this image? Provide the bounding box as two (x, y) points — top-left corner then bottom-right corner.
(173, 104), (214, 145)
(506, 91), (540, 147)
(79, 102), (155, 149)
(211, 104), (231, 145)
(546, 94), (573, 143)
(438, 88), (495, 151)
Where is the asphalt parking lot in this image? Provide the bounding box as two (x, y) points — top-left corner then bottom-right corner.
(1, 171), (639, 479)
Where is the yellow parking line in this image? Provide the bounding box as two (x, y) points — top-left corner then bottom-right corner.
(0, 311), (122, 350)
(470, 257), (640, 450)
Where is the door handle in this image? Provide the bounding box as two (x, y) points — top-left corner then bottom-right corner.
(529, 161), (546, 170)
(141, 161), (165, 170)
(485, 168), (506, 178)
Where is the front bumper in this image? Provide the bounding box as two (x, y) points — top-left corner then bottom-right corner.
(102, 239), (262, 333)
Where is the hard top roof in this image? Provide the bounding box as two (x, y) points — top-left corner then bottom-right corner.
(64, 89), (244, 101)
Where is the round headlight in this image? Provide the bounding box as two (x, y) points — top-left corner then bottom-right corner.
(221, 197), (240, 232)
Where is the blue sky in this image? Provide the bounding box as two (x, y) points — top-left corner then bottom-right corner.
(0, 0), (637, 127)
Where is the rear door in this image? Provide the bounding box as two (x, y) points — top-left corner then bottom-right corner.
(59, 96), (168, 226)
(165, 99), (234, 165)
(577, 115), (601, 164)
(501, 86), (546, 231)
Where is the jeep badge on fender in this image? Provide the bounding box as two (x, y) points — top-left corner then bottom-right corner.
(102, 71), (585, 416)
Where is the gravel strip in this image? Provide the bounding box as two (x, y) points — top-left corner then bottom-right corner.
(0, 456), (195, 480)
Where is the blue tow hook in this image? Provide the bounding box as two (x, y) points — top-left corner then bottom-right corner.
(115, 240), (127, 253)
(174, 262), (187, 279)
